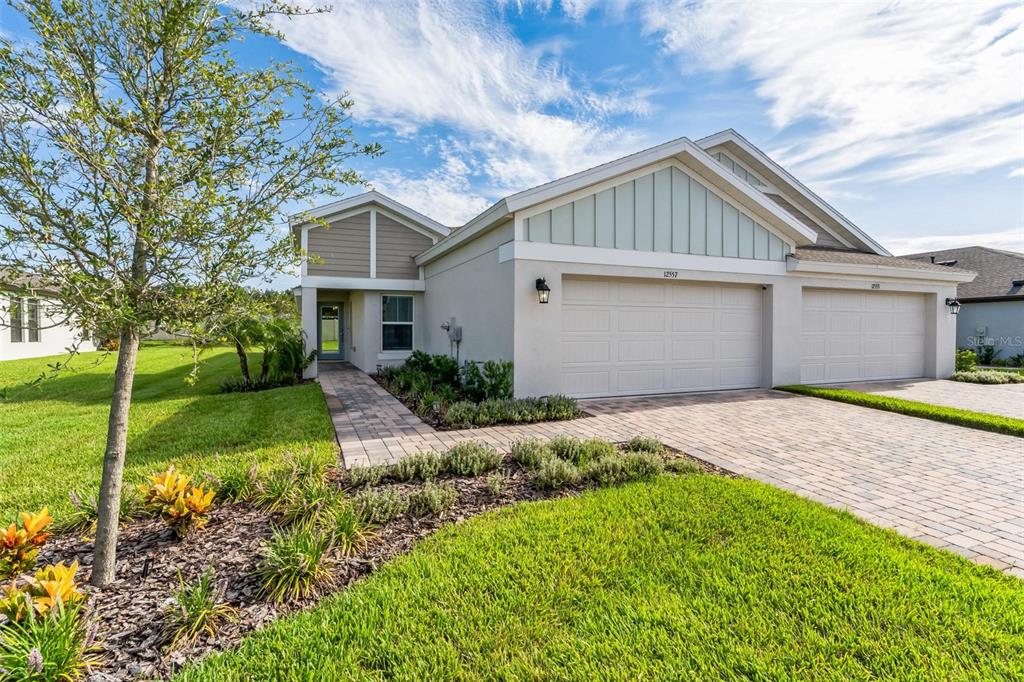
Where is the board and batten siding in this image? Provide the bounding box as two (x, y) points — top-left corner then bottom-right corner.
(376, 214), (433, 279)
(712, 152), (766, 188)
(525, 166), (789, 262)
(307, 213), (371, 277)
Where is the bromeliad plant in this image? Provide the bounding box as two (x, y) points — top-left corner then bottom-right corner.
(1, 508), (53, 579)
(139, 467), (216, 538)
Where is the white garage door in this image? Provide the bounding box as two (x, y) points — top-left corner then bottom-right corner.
(800, 289), (926, 384)
(560, 277), (763, 398)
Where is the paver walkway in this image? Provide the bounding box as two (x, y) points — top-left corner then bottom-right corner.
(836, 378), (1024, 420)
(320, 366), (1024, 575)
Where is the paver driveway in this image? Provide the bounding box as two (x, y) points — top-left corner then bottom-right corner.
(322, 366), (1024, 575)
(835, 378), (1024, 420)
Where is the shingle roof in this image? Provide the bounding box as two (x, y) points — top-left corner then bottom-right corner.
(901, 246), (1024, 299)
(792, 247), (974, 274)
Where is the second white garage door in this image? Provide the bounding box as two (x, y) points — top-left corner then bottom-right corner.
(800, 289), (926, 384)
(560, 277), (763, 398)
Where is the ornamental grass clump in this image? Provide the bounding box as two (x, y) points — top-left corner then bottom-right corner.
(407, 482), (458, 517)
(213, 463), (261, 503)
(351, 488), (408, 525)
(441, 442), (502, 477)
(59, 490), (136, 536)
(0, 600), (101, 681)
(255, 525), (337, 603)
(255, 471), (299, 512)
(1, 508), (52, 579)
(138, 467), (216, 538)
(163, 568), (237, 651)
(325, 505), (375, 556)
(278, 481), (344, 527)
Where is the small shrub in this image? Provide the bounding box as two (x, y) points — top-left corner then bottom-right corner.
(0, 602), (101, 681)
(325, 505), (374, 556)
(585, 452), (664, 486)
(138, 467), (215, 538)
(955, 348), (977, 372)
(665, 458), (702, 475)
(462, 360), (513, 401)
(442, 442), (503, 477)
(213, 462), (261, 503)
(255, 471), (299, 511)
(442, 401), (478, 428)
(625, 436), (665, 455)
(620, 451), (665, 479)
(548, 436), (585, 464)
(545, 394), (581, 420)
(580, 438), (617, 465)
(510, 438), (552, 469)
(390, 452), (443, 483)
(279, 481), (343, 527)
(219, 376), (292, 393)
(351, 488), (408, 525)
(1, 508), (53, 579)
(485, 471), (506, 497)
(951, 370), (1024, 384)
(534, 458), (582, 490)
(0, 561), (85, 623)
(977, 344), (998, 365)
(255, 526), (336, 603)
(407, 482), (458, 517)
(348, 464), (387, 488)
(163, 568), (237, 650)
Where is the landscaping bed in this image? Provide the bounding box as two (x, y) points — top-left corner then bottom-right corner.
(5, 436), (702, 679)
(375, 351), (585, 429)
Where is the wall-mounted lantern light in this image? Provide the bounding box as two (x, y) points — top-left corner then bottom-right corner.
(535, 278), (551, 304)
(945, 297), (961, 315)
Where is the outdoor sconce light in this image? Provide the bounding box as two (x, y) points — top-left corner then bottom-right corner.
(945, 297), (961, 315)
(536, 278), (551, 304)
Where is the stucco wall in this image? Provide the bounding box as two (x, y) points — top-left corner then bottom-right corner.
(956, 300), (1024, 361)
(0, 293), (96, 362)
(422, 221), (514, 364)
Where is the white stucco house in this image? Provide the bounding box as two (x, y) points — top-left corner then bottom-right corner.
(292, 130), (974, 398)
(0, 273), (96, 361)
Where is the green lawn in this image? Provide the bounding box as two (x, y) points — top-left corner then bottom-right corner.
(0, 344), (335, 523)
(179, 475), (1023, 681)
(777, 384), (1024, 438)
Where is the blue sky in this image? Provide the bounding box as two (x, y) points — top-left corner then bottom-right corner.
(3, 0), (1022, 257)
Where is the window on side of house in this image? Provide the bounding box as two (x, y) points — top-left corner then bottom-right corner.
(27, 299), (40, 342)
(381, 295), (413, 352)
(9, 297), (24, 343)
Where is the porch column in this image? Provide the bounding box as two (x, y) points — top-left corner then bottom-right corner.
(301, 286), (318, 379)
(925, 287), (958, 378)
(768, 279), (802, 387)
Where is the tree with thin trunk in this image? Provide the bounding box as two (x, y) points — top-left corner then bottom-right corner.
(0, 0), (379, 586)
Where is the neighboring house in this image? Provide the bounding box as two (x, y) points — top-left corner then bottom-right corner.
(0, 273), (96, 361)
(903, 246), (1023, 361)
(292, 129), (973, 398)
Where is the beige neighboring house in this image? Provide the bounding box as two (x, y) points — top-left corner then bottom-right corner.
(0, 272), (96, 361)
(293, 129), (974, 398)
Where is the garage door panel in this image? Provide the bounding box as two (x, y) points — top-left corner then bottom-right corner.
(618, 340), (665, 362)
(800, 289), (925, 384)
(561, 340), (610, 363)
(564, 308), (610, 332)
(561, 278), (762, 397)
(671, 310), (715, 332)
(671, 338), (715, 360)
(618, 309), (665, 333)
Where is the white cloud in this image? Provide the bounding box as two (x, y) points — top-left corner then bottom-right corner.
(271, 0), (647, 224)
(640, 1), (1024, 187)
(887, 228), (1024, 256)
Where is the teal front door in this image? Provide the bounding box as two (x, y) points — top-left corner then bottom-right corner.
(318, 303), (344, 360)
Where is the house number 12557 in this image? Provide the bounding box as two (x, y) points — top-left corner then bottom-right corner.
(663, 270), (679, 278)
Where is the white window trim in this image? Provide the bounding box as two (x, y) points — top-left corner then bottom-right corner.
(380, 294), (414, 353)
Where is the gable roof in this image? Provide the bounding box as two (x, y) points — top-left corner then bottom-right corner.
(788, 247), (974, 283)
(291, 191), (450, 238)
(418, 134), (820, 265)
(696, 129), (890, 256)
(902, 246), (1024, 300)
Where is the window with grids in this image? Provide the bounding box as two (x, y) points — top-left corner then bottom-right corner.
(381, 295), (413, 351)
(27, 299), (40, 342)
(9, 297), (23, 343)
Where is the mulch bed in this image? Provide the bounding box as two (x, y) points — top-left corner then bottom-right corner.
(35, 447), (726, 681)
